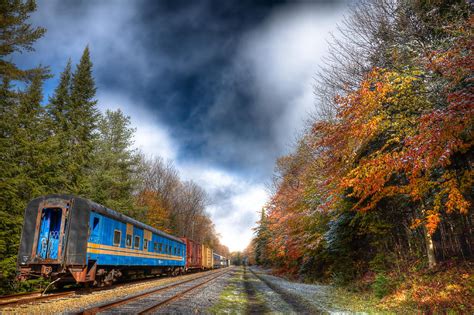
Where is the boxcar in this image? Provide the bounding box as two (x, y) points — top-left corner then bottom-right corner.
(201, 245), (213, 269)
(180, 237), (202, 271)
(17, 195), (186, 286)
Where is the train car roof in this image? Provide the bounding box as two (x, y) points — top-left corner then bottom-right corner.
(40, 194), (185, 244)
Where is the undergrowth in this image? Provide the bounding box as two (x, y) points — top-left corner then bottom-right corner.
(331, 259), (474, 313)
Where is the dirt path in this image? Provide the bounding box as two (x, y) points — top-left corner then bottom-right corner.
(249, 266), (348, 314)
(242, 266), (269, 314)
(208, 266), (347, 314)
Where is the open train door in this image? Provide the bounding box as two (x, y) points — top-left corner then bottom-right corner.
(36, 208), (64, 260)
(31, 199), (71, 267)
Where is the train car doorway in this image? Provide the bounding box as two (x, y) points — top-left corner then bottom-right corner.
(36, 208), (63, 259)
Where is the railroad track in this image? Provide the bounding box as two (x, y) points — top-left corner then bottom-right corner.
(79, 268), (231, 315)
(0, 290), (76, 308)
(0, 276), (161, 309)
(0, 270), (219, 309)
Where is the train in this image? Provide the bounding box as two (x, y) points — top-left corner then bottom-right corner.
(17, 195), (229, 287)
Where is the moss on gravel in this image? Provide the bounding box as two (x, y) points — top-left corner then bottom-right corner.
(208, 269), (248, 314)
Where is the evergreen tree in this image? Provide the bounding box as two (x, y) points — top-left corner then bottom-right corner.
(48, 59), (72, 127)
(254, 208), (270, 265)
(14, 71), (50, 200)
(0, 0), (47, 294)
(0, 0), (46, 81)
(66, 46), (99, 195)
(46, 60), (72, 191)
(91, 109), (139, 213)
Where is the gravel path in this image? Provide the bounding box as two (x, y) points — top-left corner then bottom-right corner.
(249, 266), (349, 314)
(243, 266), (295, 314)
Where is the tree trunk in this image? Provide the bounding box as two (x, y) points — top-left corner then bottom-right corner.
(425, 228), (437, 269)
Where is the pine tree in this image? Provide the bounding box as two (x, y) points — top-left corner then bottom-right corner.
(66, 46), (99, 195)
(46, 60), (72, 191)
(91, 109), (139, 213)
(14, 71), (49, 200)
(254, 208), (270, 265)
(0, 0), (47, 294)
(0, 0), (46, 81)
(48, 59), (72, 128)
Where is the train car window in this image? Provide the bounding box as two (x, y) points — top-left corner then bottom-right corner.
(93, 217), (100, 230)
(153, 242), (158, 252)
(159, 243), (163, 252)
(144, 239), (148, 250)
(113, 230), (121, 246)
(134, 236), (140, 249)
(126, 234), (132, 248)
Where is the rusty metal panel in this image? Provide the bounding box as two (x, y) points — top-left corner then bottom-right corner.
(181, 237), (203, 269)
(30, 201), (45, 258)
(126, 223), (133, 236)
(144, 229), (152, 240)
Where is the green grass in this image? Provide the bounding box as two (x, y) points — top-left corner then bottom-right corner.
(208, 269), (248, 314)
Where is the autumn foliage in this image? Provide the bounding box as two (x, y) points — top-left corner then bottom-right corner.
(251, 1), (473, 311)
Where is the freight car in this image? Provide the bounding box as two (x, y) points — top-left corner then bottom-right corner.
(201, 244), (214, 269)
(17, 195), (186, 287)
(212, 253), (229, 268)
(181, 237), (202, 271)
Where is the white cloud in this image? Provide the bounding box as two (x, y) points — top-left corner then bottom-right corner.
(31, 0), (152, 80)
(240, 3), (346, 149)
(97, 91), (177, 161)
(178, 163), (268, 252)
(98, 93), (268, 252)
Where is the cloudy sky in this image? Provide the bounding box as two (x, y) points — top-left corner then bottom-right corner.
(15, 0), (351, 251)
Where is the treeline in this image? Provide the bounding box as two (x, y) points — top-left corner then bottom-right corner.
(0, 1), (227, 294)
(251, 0), (472, 302)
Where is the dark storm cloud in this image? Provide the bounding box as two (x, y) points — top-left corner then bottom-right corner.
(17, 0), (348, 180)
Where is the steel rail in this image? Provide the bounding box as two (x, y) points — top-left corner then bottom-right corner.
(0, 291), (75, 308)
(79, 269), (229, 315)
(0, 271), (203, 309)
(138, 269), (231, 314)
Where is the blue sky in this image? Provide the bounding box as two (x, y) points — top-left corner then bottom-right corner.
(15, 0), (350, 251)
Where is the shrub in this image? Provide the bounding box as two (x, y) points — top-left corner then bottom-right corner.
(372, 273), (392, 298)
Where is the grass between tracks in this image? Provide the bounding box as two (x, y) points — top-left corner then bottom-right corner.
(208, 268), (248, 314)
(208, 267), (268, 314)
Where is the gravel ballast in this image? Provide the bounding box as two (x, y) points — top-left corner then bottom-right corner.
(249, 266), (351, 314)
(157, 268), (234, 314)
(1, 269), (227, 314)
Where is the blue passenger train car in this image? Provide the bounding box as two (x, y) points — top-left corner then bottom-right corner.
(17, 195), (186, 287)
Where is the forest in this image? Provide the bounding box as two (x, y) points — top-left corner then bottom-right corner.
(0, 0), (228, 294)
(249, 0), (473, 312)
